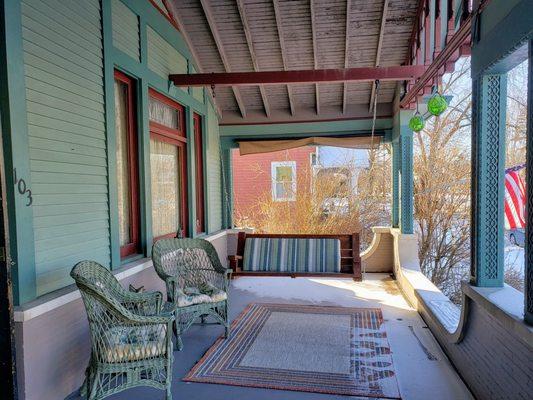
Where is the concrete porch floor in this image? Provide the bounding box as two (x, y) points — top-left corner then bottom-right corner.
(106, 274), (473, 400)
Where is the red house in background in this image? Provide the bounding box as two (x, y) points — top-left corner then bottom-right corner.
(232, 146), (318, 219)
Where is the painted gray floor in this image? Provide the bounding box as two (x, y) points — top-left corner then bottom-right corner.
(103, 274), (473, 400)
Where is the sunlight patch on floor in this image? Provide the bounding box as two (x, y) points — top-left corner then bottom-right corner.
(231, 274), (413, 311)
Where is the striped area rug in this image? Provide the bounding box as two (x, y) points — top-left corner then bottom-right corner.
(184, 303), (400, 398)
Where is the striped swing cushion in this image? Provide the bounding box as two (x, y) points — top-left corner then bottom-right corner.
(242, 237), (341, 273)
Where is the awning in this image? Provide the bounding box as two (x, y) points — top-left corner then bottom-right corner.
(238, 136), (381, 155)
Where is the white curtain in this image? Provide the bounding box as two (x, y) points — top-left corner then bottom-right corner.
(114, 80), (131, 247)
(150, 139), (181, 237)
(149, 97), (179, 128)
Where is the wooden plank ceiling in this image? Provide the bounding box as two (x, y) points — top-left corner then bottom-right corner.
(171, 0), (419, 124)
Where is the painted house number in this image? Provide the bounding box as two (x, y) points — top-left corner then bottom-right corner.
(13, 168), (33, 206)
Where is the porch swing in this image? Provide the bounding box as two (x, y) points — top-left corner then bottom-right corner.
(220, 81), (386, 281)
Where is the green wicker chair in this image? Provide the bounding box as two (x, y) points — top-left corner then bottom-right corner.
(71, 261), (174, 400)
(152, 238), (231, 351)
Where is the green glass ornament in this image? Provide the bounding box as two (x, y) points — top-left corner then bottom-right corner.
(409, 112), (425, 132)
(427, 92), (448, 116)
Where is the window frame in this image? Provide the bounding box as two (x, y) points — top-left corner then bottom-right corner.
(114, 70), (141, 258)
(193, 113), (206, 234)
(148, 88), (188, 240)
(271, 161), (297, 202)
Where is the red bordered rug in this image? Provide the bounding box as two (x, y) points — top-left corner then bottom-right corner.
(184, 303), (401, 398)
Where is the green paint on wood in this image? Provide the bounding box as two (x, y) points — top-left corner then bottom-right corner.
(21, 0), (108, 296)
(111, 0), (140, 62)
(220, 118), (393, 139)
(0, 0), (36, 304)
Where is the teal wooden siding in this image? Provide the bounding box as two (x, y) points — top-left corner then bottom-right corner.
(21, 0), (109, 295)
(146, 25), (187, 84)
(111, 0), (140, 62)
(190, 65), (204, 103)
(207, 104), (222, 232)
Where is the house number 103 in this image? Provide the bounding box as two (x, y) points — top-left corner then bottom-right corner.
(13, 168), (33, 206)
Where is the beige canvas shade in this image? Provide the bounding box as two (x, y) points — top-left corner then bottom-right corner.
(238, 136), (381, 155)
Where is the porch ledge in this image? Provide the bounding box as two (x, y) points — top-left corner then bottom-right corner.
(462, 282), (532, 346)
(13, 258), (154, 322)
(13, 230), (230, 322)
(389, 228), (532, 348)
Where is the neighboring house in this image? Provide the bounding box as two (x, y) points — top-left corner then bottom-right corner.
(232, 146), (318, 218)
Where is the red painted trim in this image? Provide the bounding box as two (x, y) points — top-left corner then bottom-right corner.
(169, 66), (426, 87)
(149, 122), (187, 142)
(219, 114), (392, 126)
(400, 11), (472, 108)
(424, 2), (431, 65)
(148, 90), (189, 238)
(148, 0), (181, 32)
(406, 0), (427, 64)
(114, 70), (141, 258)
(193, 113), (205, 234)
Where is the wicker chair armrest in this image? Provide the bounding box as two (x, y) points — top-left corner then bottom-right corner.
(118, 290), (163, 316)
(125, 311), (175, 326)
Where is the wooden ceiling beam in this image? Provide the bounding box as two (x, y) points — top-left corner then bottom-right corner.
(272, 0), (296, 115)
(310, 0), (320, 115)
(236, 0), (270, 117)
(342, 0), (352, 114)
(169, 65), (426, 87)
(160, 0), (221, 116)
(368, 0), (390, 113)
(199, 0), (247, 118)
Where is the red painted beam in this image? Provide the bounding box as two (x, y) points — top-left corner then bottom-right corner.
(169, 66), (426, 87)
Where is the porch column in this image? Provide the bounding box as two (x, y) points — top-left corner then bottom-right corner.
(525, 40), (533, 324)
(391, 137), (400, 228)
(393, 110), (414, 234)
(220, 147), (233, 229)
(470, 74), (507, 287)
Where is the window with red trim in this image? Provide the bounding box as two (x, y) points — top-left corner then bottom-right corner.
(114, 70), (141, 258)
(148, 89), (188, 240)
(193, 114), (205, 233)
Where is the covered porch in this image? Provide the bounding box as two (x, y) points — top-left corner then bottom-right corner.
(0, 0), (531, 400)
(108, 274), (472, 400)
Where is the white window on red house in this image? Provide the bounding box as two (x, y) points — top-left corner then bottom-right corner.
(271, 161), (296, 201)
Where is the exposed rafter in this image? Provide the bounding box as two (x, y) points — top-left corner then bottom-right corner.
(199, 0), (247, 118)
(272, 0), (296, 115)
(310, 0), (320, 115)
(159, 0), (222, 116)
(342, 0), (352, 114)
(170, 65), (426, 87)
(368, 0), (390, 113)
(236, 0), (270, 117)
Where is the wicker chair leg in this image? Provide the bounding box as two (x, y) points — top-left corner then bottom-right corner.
(80, 366), (89, 398)
(166, 386), (172, 400)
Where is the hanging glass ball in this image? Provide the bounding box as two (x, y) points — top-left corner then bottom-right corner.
(409, 113), (425, 132)
(427, 93), (448, 116)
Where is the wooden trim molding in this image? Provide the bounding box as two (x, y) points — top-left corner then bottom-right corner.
(148, 89), (189, 238)
(114, 70), (142, 258)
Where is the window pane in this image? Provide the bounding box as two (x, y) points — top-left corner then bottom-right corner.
(149, 97), (179, 128)
(115, 80), (131, 247)
(276, 166), (293, 182)
(276, 182), (291, 199)
(151, 139), (181, 237)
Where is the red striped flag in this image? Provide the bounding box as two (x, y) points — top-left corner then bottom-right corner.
(504, 169), (526, 230)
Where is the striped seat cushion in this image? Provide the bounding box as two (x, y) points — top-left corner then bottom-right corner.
(242, 237), (341, 273)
